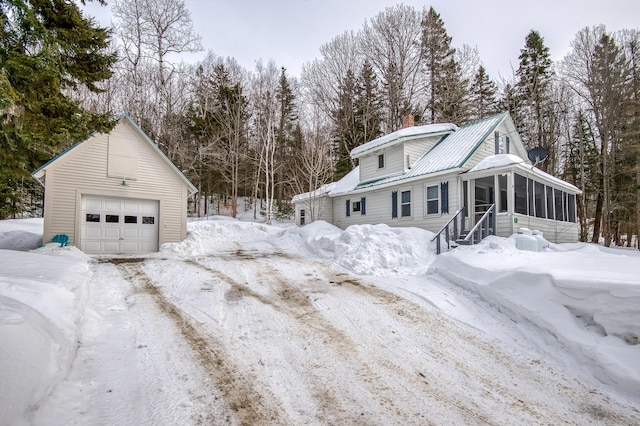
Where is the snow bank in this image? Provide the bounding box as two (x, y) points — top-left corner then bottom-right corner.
(160, 217), (287, 257)
(288, 221), (439, 275)
(0, 218), (43, 251)
(430, 236), (640, 397)
(161, 219), (438, 276)
(0, 246), (91, 425)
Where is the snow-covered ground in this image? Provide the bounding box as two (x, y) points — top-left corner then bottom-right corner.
(1, 216), (639, 425)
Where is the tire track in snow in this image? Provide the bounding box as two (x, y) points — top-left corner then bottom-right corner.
(299, 258), (638, 425)
(189, 255), (493, 424)
(117, 261), (287, 425)
(184, 258), (399, 424)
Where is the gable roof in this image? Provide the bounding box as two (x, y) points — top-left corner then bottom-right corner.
(350, 123), (458, 158)
(351, 112), (508, 191)
(32, 114), (197, 195)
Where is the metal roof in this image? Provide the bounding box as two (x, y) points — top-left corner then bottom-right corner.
(405, 112), (507, 178)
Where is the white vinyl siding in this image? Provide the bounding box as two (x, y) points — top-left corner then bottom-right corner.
(331, 173), (462, 233)
(359, 145), (404, 183)
(40, 119), (190, 249)
(295, 195), (333, 225)
(403, 136), (441, 170)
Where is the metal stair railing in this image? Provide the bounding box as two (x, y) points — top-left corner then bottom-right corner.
(463, 204), (496, 245)
(431, 208), (465, 255)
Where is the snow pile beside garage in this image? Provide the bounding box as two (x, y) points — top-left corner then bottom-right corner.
(0, 245), (91, 425)
(430, 236), (640, 396)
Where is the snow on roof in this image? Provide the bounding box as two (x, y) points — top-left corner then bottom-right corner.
(469, 153), (528, 172)
(291, 166), (360, 202)
(467, 154), (581, 193)
(350, 123), (458, 158)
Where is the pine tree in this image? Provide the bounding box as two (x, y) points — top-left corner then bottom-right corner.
(469, 65), (499, 120)
(355, 60), (384, 146)
(275, 67), (298, 206)
(514, 30), (553, 153)
(0, 0), (116, 218)
(420, 7), (469, 124)
(332, 69), (359, 180)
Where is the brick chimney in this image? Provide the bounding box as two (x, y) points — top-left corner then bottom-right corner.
(402, 114), (415, 128)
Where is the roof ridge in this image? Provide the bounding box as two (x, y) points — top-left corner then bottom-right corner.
(459, 111), (508, 129)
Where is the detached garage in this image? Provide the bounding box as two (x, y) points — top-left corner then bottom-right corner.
(32, 114), (197, 254)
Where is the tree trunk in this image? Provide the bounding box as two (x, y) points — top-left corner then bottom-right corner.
(592, 191), (604, 244)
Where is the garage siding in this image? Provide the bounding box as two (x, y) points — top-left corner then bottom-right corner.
(42, 119), (189, 248)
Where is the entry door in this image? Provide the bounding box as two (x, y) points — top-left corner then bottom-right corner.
(81, 196), (159, 254)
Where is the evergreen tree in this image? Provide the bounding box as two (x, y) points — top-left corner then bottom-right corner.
(332, 69), (359, 180)
(355, 60), (384, 146)
(469, 65), (499, 120)
(514, 30), (554, 154)
(275, 67), (298, 205)
(331, 62), (384, 180)
(0, 0), (116, 218)
(420, 7), (469, 123)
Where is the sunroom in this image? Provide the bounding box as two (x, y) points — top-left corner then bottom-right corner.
(460, 154), (580, 243)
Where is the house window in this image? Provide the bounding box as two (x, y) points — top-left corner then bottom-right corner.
(125, 215), (138, 224)
(554, 189), (564, 221)
(546, 186), (554, 220)
(534, 181), (545, 218)
(401, 190), (411, 217)
(568, 194), (576, 223)
(142, 216), (155, 225)
(498, 174), (508, 212)
(300, 209), (305, 226)
(352, 201), (361, 212)
(494, 132), (510, 154)
(426, 185), (439, 215)
(378, 154), (385, 169)
(360, 197), (366, 216)
(86, 214), (100, 223)
(514, 173), (527, 215)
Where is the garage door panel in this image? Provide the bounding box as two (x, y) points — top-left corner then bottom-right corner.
(85, 198), (102, 210)
(104, 227), (121, 238)
(123, 200), (140, 211)
(84, 227), (102, 238)
(81, 196), (158, 254)
(122, 241), (140, 253)
(104, 199), (122, 211)
(102, 240), (121, 252)
(123, 228), (140, 238)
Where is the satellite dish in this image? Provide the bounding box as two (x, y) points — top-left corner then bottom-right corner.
(527, 147), (548, 163)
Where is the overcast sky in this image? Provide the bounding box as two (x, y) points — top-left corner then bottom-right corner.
(83, 0), (640, 80)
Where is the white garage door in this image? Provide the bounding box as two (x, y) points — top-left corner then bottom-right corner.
(81, 196), (159, 254)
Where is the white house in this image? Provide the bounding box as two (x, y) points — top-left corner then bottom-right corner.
(32, 114), (197, 254)
(293, 112), (581, 244)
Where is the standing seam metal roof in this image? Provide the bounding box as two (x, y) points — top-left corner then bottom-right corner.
(351, 112), (507, 191)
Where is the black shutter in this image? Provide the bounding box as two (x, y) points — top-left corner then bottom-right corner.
(506, 136), (510, 154)
(441, 182), (449, 214)
(346, 199), (350, 217)
(392, 191), (398, 219)
(494, 131), (500, 154)
(361, 197), (366, 216)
